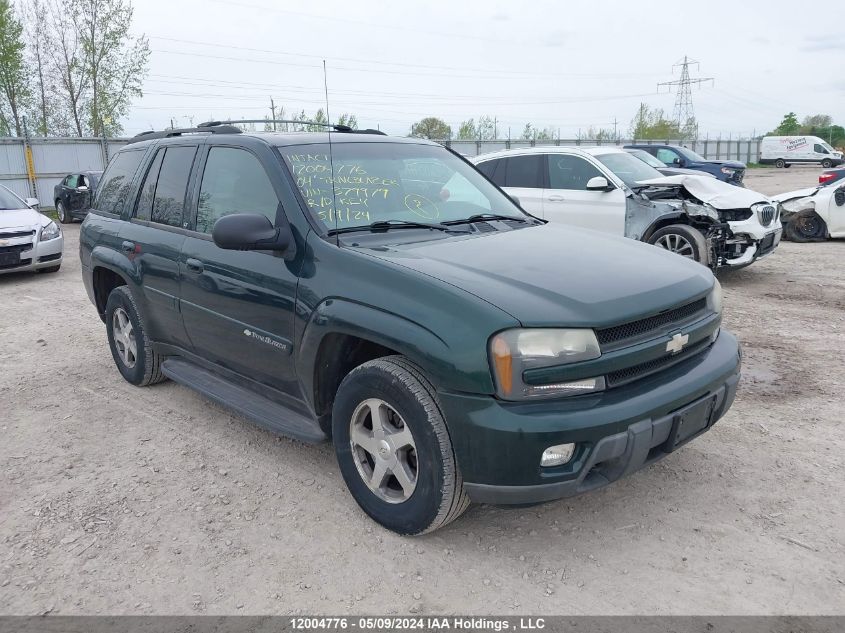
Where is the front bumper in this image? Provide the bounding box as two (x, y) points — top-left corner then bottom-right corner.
(722, 212), (782, 267)
(0, 232), (63, 274)
(438, 330), (741, 504)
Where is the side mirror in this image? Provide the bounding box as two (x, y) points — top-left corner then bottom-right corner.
(212, 213), (290, 252)
(25, 197), (39, 208)
(586, 176), (612, 191)
(672, 157), (682, 166)
(77, 185), (89, 192)
(509, 194), (521, 207)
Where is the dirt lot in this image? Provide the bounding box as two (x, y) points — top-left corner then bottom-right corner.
(1, 167), (843, 616)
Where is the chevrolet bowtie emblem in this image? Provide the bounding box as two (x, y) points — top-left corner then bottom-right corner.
(666, 332), (689, 354)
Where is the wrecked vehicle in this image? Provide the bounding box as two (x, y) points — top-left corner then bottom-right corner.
(773, 181), (845, 242)
(472, 147), (781, 269)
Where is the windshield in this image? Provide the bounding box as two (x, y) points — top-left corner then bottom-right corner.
(278, 142), (525, 231)
(0, 186), (26, 210)
(627, 149), (666, 169)
(821, 141), (835, 153)
(595, 152), (664, 187)
(676, 146), (707, 162)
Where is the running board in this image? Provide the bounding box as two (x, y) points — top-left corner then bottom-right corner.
(160, 358), (327, 444)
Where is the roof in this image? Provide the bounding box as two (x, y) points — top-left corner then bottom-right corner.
(473, 145), (628, 161)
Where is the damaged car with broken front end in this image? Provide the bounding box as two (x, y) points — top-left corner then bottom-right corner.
(472, 147), (781, 269)
(773, 181), (845, 242)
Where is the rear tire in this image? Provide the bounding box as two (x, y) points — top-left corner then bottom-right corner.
(785, 211), (827, 242)
(647, 224), (710, 266)
(105, 286), (166, 386)
(775, 159), (785, 168)
(56, 200), (72, 224)
(332, 355), (469, 535)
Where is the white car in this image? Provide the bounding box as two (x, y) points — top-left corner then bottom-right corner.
(471, 147), (782, 269)
(0, 185), (63, 275)
(773, 181), (845, 241)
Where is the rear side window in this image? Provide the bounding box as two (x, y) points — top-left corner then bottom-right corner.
(94, 150), (146, 214)
(548, 155), (604, 190)
(152, 146), (197, 227)
(503, 155), (544, 188)
(475, 158), (501, 180)
(134, 146), (196, 227)
(195, 147), (278, 234)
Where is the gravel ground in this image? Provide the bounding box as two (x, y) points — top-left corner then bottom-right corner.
(1, 168), (843, 616)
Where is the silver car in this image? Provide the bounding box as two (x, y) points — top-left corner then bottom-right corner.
(0, 185), (63, 275)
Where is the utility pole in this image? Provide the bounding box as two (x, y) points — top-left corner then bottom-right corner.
(270, 98), (277, 131)
(613, 117), (618, 140)
(657, 56), (714, 138)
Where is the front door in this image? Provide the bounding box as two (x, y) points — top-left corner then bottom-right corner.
(543, 154), (626, 234)
(63, 175), (87, 213)
(179, 144), (300, 395)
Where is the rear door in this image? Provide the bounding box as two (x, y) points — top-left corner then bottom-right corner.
(179, 142), (300, 395)
(543, 154), (626, 234)
(122, 143), (198, 348)
(478, 155), (545, 216)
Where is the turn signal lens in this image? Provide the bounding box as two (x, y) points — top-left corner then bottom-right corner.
(491, 336), (513, 397)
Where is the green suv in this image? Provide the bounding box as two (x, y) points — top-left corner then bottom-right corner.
(80, 122), (741, 535)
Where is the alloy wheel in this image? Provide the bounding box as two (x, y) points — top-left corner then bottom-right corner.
(112, 307), (137, 368)
(349, 398), (418, 504)
(654, 233), (695, 259)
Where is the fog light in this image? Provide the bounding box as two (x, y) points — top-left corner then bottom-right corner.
(541, 443), (576, 467)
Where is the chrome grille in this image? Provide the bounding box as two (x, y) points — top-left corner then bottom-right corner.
(0, 229), (36, 239)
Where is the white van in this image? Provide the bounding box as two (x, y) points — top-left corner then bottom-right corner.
(760, 136), (843, 168)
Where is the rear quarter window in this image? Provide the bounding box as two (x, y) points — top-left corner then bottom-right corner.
(94, 150), (146, 215)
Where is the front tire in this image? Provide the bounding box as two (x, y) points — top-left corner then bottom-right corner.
(332, 356), (469, 535)
(647, 224), (709, 266)
(822, 159), (832, 169)
(105, 286), (166, 386)
(56, 200), (71, 224)
(785, 210), (827, 242)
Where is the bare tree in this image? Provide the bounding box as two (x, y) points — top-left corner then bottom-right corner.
(79, 0), (149, 136)
(0, 0), (30, 136)
(46, 0), (88, 135)
(21, 0), (55, 135)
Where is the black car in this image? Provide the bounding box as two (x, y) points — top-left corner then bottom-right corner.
(624, 148), (716, 179)
(624, 144), (745, 185)
(54, 171), (101, 223)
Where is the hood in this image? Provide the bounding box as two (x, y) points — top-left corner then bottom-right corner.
(0, 208), (48, 230)
(636, 174), (770, 209)
(696, 159), (745, 169)
(660, 167), (716, 178)
(353, 224), (713, 328)
(773, 186), (820, 202)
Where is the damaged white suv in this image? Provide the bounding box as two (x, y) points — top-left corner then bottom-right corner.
(472, 147), (781, 269)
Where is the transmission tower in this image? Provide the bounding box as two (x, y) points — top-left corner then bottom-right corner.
(657, 56), (713, 137)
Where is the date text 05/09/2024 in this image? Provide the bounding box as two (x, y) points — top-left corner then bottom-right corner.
(289, 617), (547, 631)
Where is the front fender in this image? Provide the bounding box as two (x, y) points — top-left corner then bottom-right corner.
(297, 298), (495, 411)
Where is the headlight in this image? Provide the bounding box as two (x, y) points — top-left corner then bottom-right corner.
(781, 198), (813, 214)
(40, 221), (61, 241)
(706, 279), (722, 315)
(721, 167), (736, 175)
(489, 328), (603, 400)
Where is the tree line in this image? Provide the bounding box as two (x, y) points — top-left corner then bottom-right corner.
(769, 113), (843, 147)
(0, 0), (149, 138)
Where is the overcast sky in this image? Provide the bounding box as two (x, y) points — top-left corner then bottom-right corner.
(125, 0), (845, 139)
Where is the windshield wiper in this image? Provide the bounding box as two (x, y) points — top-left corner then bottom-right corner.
(442, 213), (529, 225)
(327, 220), (471, 236)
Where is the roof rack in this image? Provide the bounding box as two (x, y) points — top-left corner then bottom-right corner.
(200, 119), (387, 135)
(127, 123), (242, 144)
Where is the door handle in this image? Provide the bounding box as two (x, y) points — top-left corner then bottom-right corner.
(547, 195), (566, 202)
(185, 258), (204, 274)
(121, 240), (135, 253)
